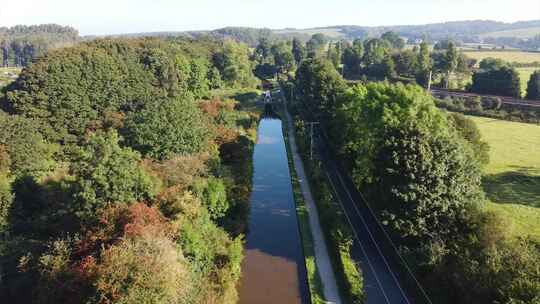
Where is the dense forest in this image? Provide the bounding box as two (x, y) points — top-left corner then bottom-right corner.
(0, 24), (79, 67)
(0, 36), (260, 303)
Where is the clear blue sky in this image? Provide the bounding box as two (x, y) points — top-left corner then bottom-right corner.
(1, 0), (539, 36)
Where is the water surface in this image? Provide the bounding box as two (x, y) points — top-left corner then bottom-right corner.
(238, 118), (309, 304)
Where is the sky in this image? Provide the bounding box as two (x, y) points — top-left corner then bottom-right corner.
(1, 0), (539, 36)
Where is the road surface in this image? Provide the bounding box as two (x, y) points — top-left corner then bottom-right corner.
(314, 128), (415, 304)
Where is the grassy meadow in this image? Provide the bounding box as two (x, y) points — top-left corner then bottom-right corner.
(468, 116), (540, 242)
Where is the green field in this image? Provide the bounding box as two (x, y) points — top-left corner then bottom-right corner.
(469, 116), (540, 241)
(463, 50), (540, 64)
(480, 27), (540, 39)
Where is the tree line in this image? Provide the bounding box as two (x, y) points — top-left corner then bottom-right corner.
(290, 57), (539, 304)
(0, 24), (79, 67)
(254, 32), (540, 100)
(0, 37), (260, 303)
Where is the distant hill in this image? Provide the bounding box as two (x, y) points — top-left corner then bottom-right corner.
(97, 20), (540, 49)
(480, 27), (540, 39)
(275, 20), (540, 42)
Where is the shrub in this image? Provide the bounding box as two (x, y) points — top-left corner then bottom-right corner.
(70, 131), (159, 219)
(93, 235), (192, 304)
(122, 97), (211, 160)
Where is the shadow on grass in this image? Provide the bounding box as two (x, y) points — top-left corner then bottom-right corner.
(483, 166), (540, 208)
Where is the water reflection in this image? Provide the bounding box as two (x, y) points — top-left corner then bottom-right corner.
(238, 118), (309, 304)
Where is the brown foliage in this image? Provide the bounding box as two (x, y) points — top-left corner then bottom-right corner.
(143, 153), (209, 189)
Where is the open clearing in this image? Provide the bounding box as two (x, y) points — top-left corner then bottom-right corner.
(468, 116), (540, 242)
(0, 67), (21, 88)
(462, 50), (540, 64)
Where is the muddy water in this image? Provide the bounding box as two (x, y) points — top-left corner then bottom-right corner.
(238, 118), (309, 304)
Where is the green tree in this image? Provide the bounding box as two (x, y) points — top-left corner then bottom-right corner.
(394, 50), (418, 77)
(442, 41), (459, 88)
(295, 58), (346, 122)
(0, 112), (56, 177)
(342, 39), (364, 77)
(122, 97), (211, 160)
(254, 37), (272, 64)
(373, 121), (483, 257)
(213, 40), (257, 88)
(471, 65), (521, 98)
(416, 42), (432, 86)
(447, 113), (490, 166)
(70, 131), (158, 218)
(306, 33), (327, 58)
(271, 41), (295, 75)
(526, 70), (540, 100)
(326, 41), (342, 70)
(380, 31), (405, 50)
(362, 38), (390, 67)
(292, 37), (306, 65)
(332, 82), (447, 184)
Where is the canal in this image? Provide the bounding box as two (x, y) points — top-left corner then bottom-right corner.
(238, 117), (309, 304)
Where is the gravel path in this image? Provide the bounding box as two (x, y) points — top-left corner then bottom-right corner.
(283, 97), (342, 304)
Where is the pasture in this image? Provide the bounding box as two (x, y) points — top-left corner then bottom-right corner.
(468, 116), (540, 241)
(462, 50), (540, 64)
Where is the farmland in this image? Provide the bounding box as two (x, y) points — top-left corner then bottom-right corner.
(469, 116), (540, 242)
(462, 50), (540, 64)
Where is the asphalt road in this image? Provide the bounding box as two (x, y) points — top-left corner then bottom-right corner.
(314, 129), (413, 304)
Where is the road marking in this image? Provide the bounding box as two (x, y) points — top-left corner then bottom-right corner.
(333, 171), (410, 304)
(324, 169), (391, 304)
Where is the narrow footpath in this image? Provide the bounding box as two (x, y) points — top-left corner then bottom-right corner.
(283, 94), (342, 304)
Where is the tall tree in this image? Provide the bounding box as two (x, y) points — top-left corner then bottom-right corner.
(442, 41), (459, 88)
(381, 31), (405, 50)
(295, 58), (346, 122)
(526, 70), (540, 100)
(342, 39), (364, 77)
(306, 33), (327, 58)
(292, 37), (306, 65)
(271, 41), (295, 75)
(416, 42), (432, 87)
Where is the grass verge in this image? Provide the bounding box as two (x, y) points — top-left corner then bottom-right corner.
(277, 92), (326, 304)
